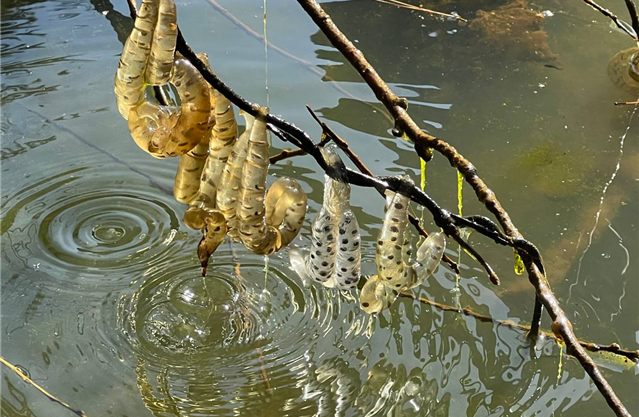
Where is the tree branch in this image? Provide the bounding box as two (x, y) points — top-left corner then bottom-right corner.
(1, 357), (90, 417)
(305, 105), (461, 275)
(124, 1), (631, 414)
(125, 10), (513, 283)
(295, 1), (631, 415)
(624, 0), (639, 39)
(581, 0), (638, 41)
(269, 148), (307, 164)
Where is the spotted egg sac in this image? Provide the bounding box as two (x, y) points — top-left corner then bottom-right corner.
(411, 232), (446, 289)
(289, 145), (361, 291)
(359, 275), (398, 314)
(306, 205), (338, 286)
(334, 210), (361, 290)
(361, 175), (446, 314)
(236, 109), (308, 255)
(376, 186), (415, 292)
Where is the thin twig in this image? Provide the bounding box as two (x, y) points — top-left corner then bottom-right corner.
(205, 0), (395, 126)
(296, 1), (631, 415)
(270, 148), (307, 163)
(528, 295), (544, 339)
(126, 0), (136, 16)
(398, 293), (639, 362)
(372, 0), (467, 22)
(581, 0), (638, 41)
(625, 0), (639, 39)
(615, 100), (639, 105)
(1, 357), (91, 417)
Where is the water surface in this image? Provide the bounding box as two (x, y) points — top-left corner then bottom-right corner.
(2, 0), (638, 416)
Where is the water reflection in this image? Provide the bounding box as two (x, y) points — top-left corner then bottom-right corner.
(89, 0), (132, 45)
(1, 0), (637, 415)
(1, 376), (41, 416)
(117, 249), (373, 416)
(2, 159), (185, 290)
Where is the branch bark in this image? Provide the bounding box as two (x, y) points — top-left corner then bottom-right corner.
(624, 0), (639, 39)
(124, 1), (632, 415)
(295, 1), (631, 415)
(150, 17), (519, 283)
(581, 0), (639, 41)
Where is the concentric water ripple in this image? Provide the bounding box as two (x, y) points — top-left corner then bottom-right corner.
(39, 189), (176, 269)
(115, 249), (367, 415)
(1, 161), (187, 288)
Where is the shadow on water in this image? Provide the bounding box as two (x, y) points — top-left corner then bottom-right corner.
(1, 0), (637, 416)
(89, 0), (133, 45)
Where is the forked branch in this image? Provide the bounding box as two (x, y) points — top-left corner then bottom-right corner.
(581, 0), (639, 41)
(125, 0), (515, 285)
(295, 0), (631, 415)
(125, 1), (631, 415)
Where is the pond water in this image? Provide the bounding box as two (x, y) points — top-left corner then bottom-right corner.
(1, 0), (638, 416)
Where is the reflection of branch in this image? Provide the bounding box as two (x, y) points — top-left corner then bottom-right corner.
(296, 1), (631, 415)
(372, 0), (467, 22)
(528, 296), (543, 339)
(398, 293), (639, 363)
(229, 248), (273, 395)
(21, 105), (172, 196)
(1, 357), (91, 417)
(205, 0), (394, 126)
(89, 0), (132, 44)
(580, 0), (638, 41)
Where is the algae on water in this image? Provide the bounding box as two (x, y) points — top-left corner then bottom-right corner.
(512, 140), (596, 199)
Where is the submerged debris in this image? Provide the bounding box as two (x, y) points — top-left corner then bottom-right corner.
(469, 0), (558, 64)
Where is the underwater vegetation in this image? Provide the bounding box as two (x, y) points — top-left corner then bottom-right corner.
(512, 140), (597, 199)
(469, 0), (558, 64)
